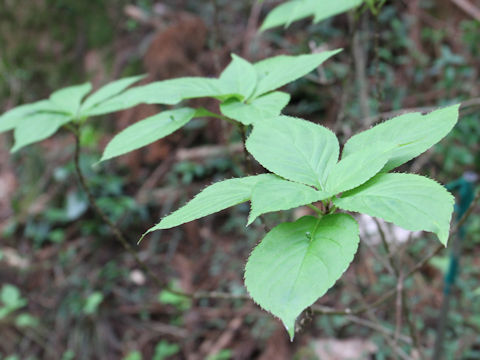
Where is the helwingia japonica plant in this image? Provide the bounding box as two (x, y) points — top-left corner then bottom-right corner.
(0, 49), (339, 157)
(260, 0), (365, 31)
(144, 105), (460, 339)
(0, 42), (460, 340)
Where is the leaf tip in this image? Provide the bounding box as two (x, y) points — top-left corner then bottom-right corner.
(259, 21), (271, 33)
(246, 213), (257, 227)
(10, 144), (21, 153)
(283, 319), (296, 341)
(137, 232), (148, 245)
(439, 232), (449, 247)
(92, 158), (103, 167)
(331, 48), (343, 55)
(138, 225), (160, 244)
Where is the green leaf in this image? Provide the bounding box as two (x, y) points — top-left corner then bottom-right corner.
(261, 0), (316, 31)
(252, 50), (341, 98)
(83, 82), (178, 116)
(260, 0), (363, 31)
(246, 116), (339, 189)
(49, 82), (92, 115)
(143, 174), (272, 236)
(312, 0), (364, 23)
(219, 54), (257, 100)
(0, 100), (58, 133)
(85, 77), (230, 117)
(147, 77), (237, 101)
(15, 313), (39, 328)
(0, 284), (27, 320)
(99, 108), (196, 162)
(80, 51), (340, 117)
(333, 173), (454, 245)
(342, 105), (460, 172)
(83, 292), (104, 315)
(153, 340), (180, 360)
(123, 351), (142, 360)
(248, 175), (330, 225)
(80, 74), (145, 112)
(158, 288), (191, 311)
(245, 214), (359, 339)
(220, 91), (290, 125)
(11, 113), (72, 152)
(1, 284), (23, 308)
(325, 142), (395, 194)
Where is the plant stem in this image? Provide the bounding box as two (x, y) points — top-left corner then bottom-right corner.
(239, 124), (253, 174)
(307, 204), (323, 216)
(72, 128), (164, 287)
(402, 283), (426, 360)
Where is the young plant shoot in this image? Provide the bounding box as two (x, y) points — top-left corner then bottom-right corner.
(0, 44), (460, 340)
(145, 105), (459, 339)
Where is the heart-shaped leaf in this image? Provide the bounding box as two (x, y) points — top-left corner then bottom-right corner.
(245, 214), (359, 339)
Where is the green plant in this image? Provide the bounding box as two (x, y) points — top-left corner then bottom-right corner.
(123, 350), (142, 360)
(152, 340), (180, 360)
(0, 45), (461, 340)
(0, 50), (338, 156)
(206, 349), (232, 360)
(0, 2), (464, 343)
(0, 284), (38, 330)
(158, 285), (192, 312)
(0, 284), (27, 320)
(146, 105), (459, 338)
(82, 291), (104, 315)
(260, 0), (364, 31)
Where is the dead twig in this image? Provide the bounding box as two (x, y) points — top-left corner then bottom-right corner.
(175, 143), (244, 162)
(450, 0), (480, 22)
(242, 0), (263, 57)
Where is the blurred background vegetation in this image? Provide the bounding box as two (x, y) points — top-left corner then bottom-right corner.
(0, 0), (479, 359)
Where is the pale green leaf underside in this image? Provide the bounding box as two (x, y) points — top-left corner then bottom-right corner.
(312, 0), (364, 22)
(261, 0), (313, 31)
(0, 100), (59, 133)
(81, 52), (337, 116)
(333, 173), (454, 245)
(100, 108), (197, 162)
(245, 214), (359, 339)
(325, 142), (395, 194)
(144, 174), (274, 235)
(220, 91), (290, 125)
(80, 74), (145, 112)
(84, 77), (228, 116)
(342, 104), (460, 172)
(252, 50), (341, 98)
(260, 0), (364, 31)
(219, 54), (257, 101)
(12, 113), (72, 152)
(49, 82), (92, 115)
(246, 115), (339, 189)
(248, 176), (330, 225)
